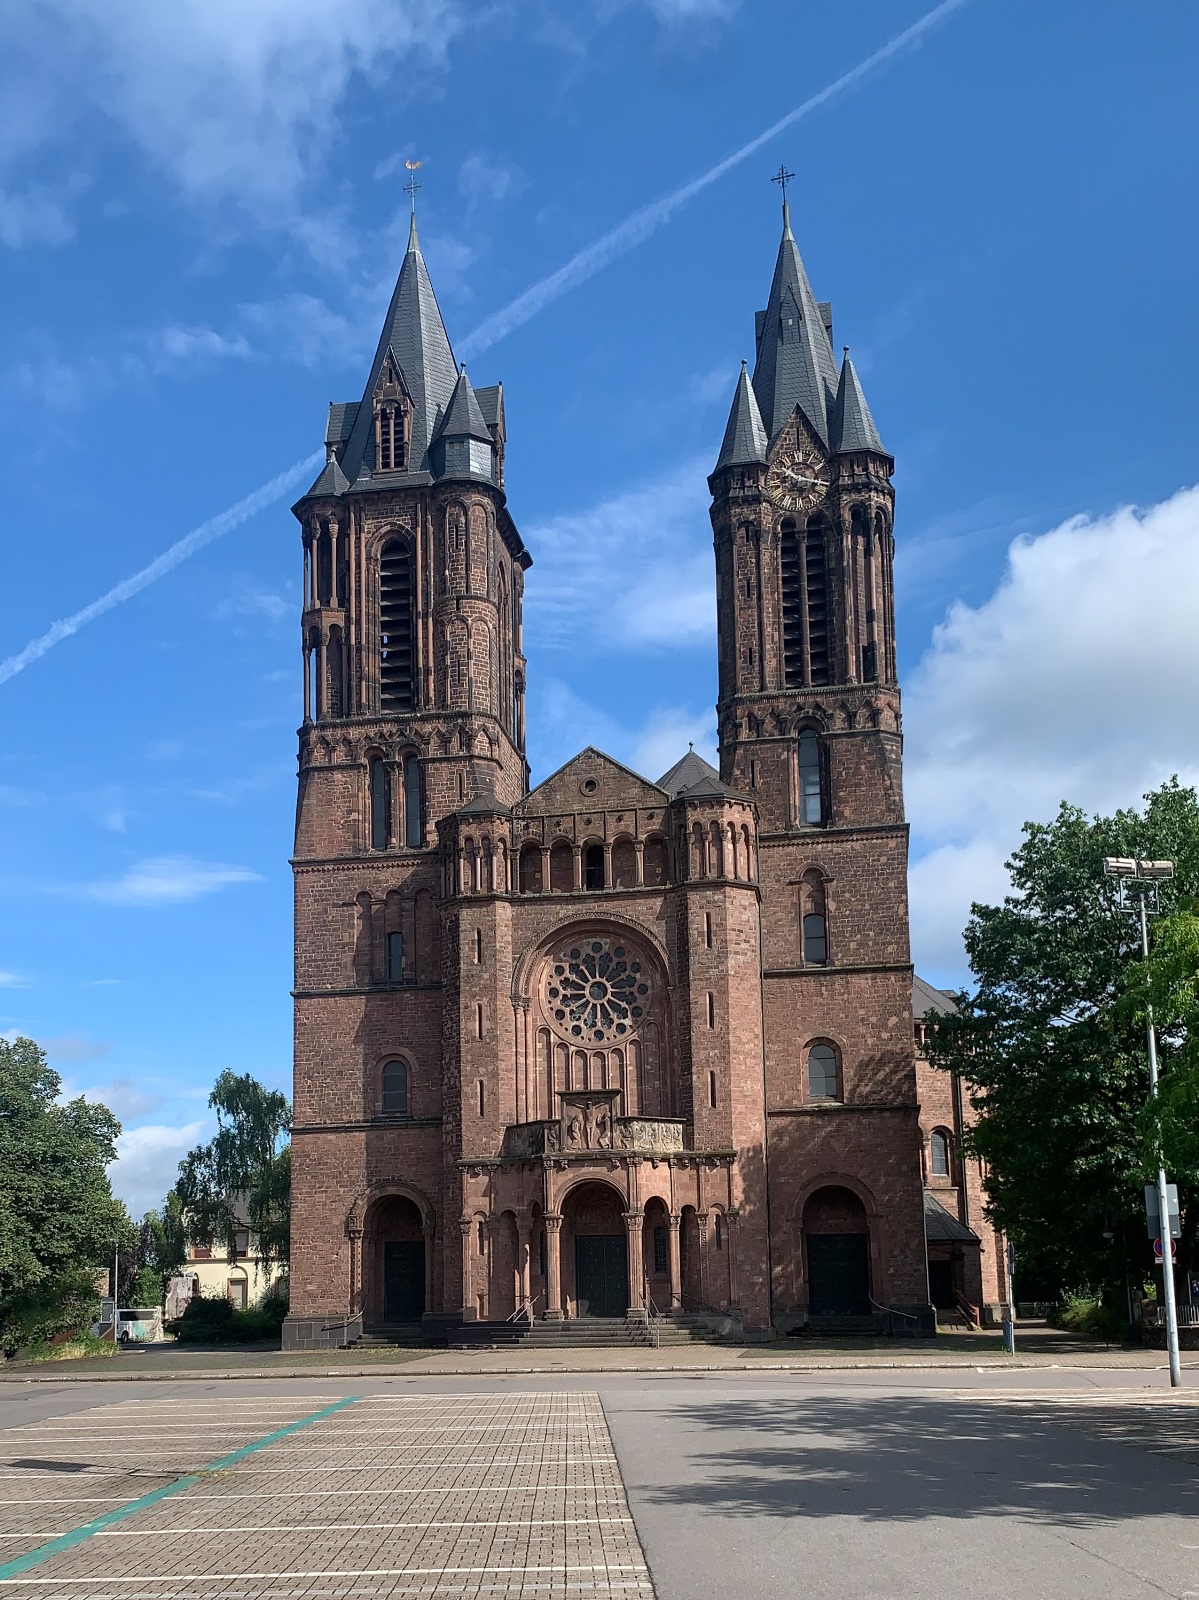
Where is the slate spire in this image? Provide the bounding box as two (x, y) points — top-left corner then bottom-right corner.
(830, 347), (886, 455)
(336, 209), (460, 484)
(751, 200), (840, 449)
(714, 360), (768, 470)
(433, 364), (496, 481)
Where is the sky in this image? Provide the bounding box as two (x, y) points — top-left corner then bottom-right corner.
(1, 0), (1197, 1217)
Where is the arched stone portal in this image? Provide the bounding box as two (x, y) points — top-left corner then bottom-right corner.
(803, 1186), (871, 1318)
(562, 1181), (628, 1318)
(364, 1194), (426, 1328)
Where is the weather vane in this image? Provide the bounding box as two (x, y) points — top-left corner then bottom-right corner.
(771, 164), (795, 201)
(404, 159), (423, 213)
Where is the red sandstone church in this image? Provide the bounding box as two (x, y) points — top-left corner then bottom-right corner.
(282, 200), (1008, 1350)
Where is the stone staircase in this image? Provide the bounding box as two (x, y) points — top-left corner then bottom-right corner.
(447, 1313), (740, 1350)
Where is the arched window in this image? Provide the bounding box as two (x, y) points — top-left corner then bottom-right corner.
(807, 1042), (839, 1100)
(369, 755), (389, 850)
(798, 729), (825, 825)
(930, 1129), (951, 1179)
(801, 869), (828, 964)
(584, 843), (605, 891)
(643, 835), (669, 886)
(379, 540), (414, 712)
(381, 1059), (409, 1116)
(403, 753), (422, 849)
(805, 515), (831, 685)
(780, 518), (803, 688)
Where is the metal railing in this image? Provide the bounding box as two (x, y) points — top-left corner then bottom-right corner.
(505, 1292), (542, 1325)
(642, 1284), (665, 1348)
(870, 1295), (918, 1335)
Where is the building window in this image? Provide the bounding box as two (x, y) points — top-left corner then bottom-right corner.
(403, 754), (422, 848)
(805, 515), (832, 685)
(381, 1059), (409, 1116)
(704, 912), (713, 949)
(475, 928), (483, 964)
(369, 756), (390, 850)
(379, 540), (414, 712)
(478, 1078), (485, 1117)
(584, 844), (605, 890)
(706, 992), (715, 1028)
(653, 1226), (668, 1274)
(231, 1231), (249, 1260)
(807, 1042), (840, 1100)
(477, 1221), (486, 1255)
(802, 913), (827, 965)
(476, 1004), (484, 1040)
(191, 1244), (212, 1261)
(387, 931), (404, 984)
(227, 1279), (248, 1310)
(930, 1129), (951, 1179)
(798, 729), (824, 825)
(714, 1214), (724, 1251)
(709, 1069), (718, 1109)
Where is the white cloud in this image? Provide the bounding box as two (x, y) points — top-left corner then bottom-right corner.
(74, 855), (265, 907)
(3, 0), (465, 236)
(0, 972), (30, 989)
(43, 1031), (109, 1063)
(526, 460), (716, 653)
(905, 484), (1199, 982)
(212, 583), (292, 624)
(458, 152), (525, 211)
(109, 1119), (206, 1217)
(643, 0), (738, 18)
(0, 182), (76, 249)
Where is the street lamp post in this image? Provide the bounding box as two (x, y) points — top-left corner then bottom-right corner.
(1103, 856), (1182, 1389)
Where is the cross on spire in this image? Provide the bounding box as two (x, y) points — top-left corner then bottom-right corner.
(403, 159), (423, 213)
(771, 164), (795, 201)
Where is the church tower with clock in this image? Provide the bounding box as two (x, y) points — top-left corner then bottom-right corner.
(280, 189), (979, 1352)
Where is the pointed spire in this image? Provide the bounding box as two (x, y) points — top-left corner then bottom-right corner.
(751, 205), (840, 448)
(831, 347), (886, 455)
(436, 365), (492, 445)
(337, 217), (459, 483)
(715, 360), (768, 470)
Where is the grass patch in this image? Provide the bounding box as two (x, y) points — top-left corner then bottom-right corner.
(18, 1334), (120, 1363)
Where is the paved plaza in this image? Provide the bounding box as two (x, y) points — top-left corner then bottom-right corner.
(0, 1369), (1195, 1598)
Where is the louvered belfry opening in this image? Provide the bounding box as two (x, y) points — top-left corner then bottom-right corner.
(780, 519), (804, 688)
(805, 516), (831, 686)
(379, 539), (415, 712)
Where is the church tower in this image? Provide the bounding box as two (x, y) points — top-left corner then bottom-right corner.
(708, 197), (929, 1327)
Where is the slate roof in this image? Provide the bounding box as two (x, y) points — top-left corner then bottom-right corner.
(751, 201), (841, 448)
(831, 351), (886, 455)
(305, 456), (351, 498)
(475, 384), (503, 432)
(912, 975), (960, 1020)
(924, 1190), (980, 1244)
(338, 213), (460, 485)
(456, 789), (511, 817)
(434, 366), (493, 444)
(325, 403), (359, 447)
(657, 750), (746, 801)
(715, 361), (768, 470)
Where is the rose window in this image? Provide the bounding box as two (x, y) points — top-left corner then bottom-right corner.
(544, 938), (652, 1043)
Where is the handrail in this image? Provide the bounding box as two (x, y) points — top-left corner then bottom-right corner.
(506, 1292), (541, 1325)
(643, 1282), (664, 1348)
(870, 1295), (918, 1333)
(954, 1292), (981, 1330)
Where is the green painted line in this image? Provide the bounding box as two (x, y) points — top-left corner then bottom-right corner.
(0, 1395), (358, 1584)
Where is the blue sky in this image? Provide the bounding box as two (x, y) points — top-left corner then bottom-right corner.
(2, 0), (1197, 1214)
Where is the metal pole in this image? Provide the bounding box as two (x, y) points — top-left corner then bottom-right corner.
(1003, 1240), (1016, 1355)
(1141, 891), (1183, 1388)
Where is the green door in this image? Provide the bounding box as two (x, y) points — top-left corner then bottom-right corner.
(575, 1235), (628, 1317)
(383, 1240), (425, 1323)
(807, 1233), (870, 1316)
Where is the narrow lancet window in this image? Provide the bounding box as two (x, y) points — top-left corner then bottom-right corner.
(379, 540), (414, 711)
(798, 729), (825, 826)
(369, 756), (390, 850)
(403, 753), (422, 848)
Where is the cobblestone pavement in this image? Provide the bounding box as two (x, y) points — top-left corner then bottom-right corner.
(0, 1391), (652, 1598)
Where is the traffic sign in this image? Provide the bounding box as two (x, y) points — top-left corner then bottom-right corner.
(1146, 1184), (1182, 1240)
(1154, 1236), (1178, 1262)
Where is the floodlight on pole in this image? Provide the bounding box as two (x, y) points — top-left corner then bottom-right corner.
(1103, 853), (1183, 1387)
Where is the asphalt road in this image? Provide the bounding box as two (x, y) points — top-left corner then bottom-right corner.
(0, 1368), (1195, 1599)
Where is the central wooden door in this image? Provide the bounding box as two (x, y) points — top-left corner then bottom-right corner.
(807, 1233), (870, 1316)
(575, 1234), (627, 1317)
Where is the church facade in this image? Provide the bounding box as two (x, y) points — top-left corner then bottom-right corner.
(282, 201), (1003, 1350)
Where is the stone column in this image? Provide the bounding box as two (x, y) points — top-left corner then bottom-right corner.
(633, 838), (644, 886)
(459, 1220), (474, 1320)
(667, 1212), (682, 1312)
(316, 629), (327, 721)
(544, 1214), (563, 1319)
(726, 1207), (740, 1311)
(696, 1210), (709, 1308)
(423, 1222), (436, 1317)
(603, 840), (613, 888)
(348, 1227), (363, 1319)
(571, 844), (583, 891)
(623, 1210), (644, 1314)
(540, 845), (551, 893)
(517, 1218), (532, 1315)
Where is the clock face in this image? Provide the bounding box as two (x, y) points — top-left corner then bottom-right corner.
(765, 439), (830, 514)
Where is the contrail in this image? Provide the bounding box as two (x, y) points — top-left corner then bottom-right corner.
(0, 451), (322, 686)
(1, 1), (968, 687)
(459, 0), (971, 362)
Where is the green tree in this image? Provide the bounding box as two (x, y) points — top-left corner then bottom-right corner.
(0, 1036), (127, 1353)
(133, 1190), (188, 1302)
(1134, 902), (1199, 1198)
(926, 780), (1199, 1304)
(175, 1071), (291, 1266)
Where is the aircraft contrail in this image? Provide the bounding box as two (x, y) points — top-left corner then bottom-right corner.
(1, 0), (969, 688)
(458, 0), (972, 361)
(0, 451), (322, 686)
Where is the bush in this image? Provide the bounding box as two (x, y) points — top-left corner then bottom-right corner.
(1051, 1291), (1134, 1343)
(18, 1334), (119, 1363)
(171, 1290), (286, 1345)
(1, 1270), (101, 1358)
